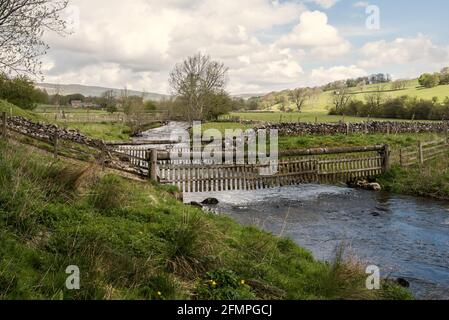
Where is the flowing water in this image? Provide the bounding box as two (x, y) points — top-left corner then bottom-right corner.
(185, 186), (449, 299)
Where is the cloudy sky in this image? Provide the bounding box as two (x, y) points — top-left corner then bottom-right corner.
(42, 0), (449, 94)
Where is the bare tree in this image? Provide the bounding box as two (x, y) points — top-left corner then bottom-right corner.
(169, 53), (228, 121)
(0, 0), (69, 76)
(332, 87), (352, 114)
(365, 85), (385, 116)
(289, 88), (311, 113)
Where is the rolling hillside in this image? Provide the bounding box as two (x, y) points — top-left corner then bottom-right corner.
(261, 79), (449, 113)
(37, 83), (168, 101)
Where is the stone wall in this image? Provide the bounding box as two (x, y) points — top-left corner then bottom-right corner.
(256, 121), (449, 136)
(6, 116), (104, 148)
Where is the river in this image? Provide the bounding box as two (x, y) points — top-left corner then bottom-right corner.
(185, 185), (449, 300)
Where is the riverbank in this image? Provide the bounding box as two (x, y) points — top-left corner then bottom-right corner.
(0, 141), (411, 300)
(185, 185), (449, 299)
(378, 154), (449, 200)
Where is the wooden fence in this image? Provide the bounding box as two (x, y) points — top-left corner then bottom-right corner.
(394, 138), (449, 167)
(109, 144), (389, 193)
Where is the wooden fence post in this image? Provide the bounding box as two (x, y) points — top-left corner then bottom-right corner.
(1, 112), (6, 139)
(382, 144), (390, 172)
(147, 149), (158, 181)
(53, 128), (58, 159)
(418, 141), (424, 165)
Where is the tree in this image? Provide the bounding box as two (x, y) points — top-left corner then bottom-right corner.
(0, 0), (69, 76)
(419, 73), (440, 88)
(0, 73), (47, 109)
(392, 80), (407, 90)
(102, 90), (117, 114)
(440, 67), (449, 85)
(332, 88), (352, 114)
(289, 88), (312, 113)
(365, 85), (385, 116)
(169, 53), (228, 121)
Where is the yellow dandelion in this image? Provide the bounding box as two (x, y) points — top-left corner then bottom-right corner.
(157, 291), (162, 296)
(240, 280), (245, 285)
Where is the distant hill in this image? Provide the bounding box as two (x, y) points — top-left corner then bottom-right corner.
(37, 83), (169, 101)
(258, 78), (449, 112)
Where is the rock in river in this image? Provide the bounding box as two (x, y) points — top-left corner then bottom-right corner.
(201, 198), (219, 205)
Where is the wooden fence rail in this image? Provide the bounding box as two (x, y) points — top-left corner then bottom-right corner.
(395, 138), (449, 167)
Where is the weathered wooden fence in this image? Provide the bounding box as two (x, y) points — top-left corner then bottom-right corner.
(110, 145), (389, 193)
(394, 138), (449, 167)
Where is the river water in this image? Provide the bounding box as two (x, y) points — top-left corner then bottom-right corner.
(185, 185), (449, 299)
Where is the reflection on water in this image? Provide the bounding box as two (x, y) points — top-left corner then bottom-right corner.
(185, 185), (449, 300)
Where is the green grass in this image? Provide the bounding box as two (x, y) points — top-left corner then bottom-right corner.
(62, 122), (132, 142)
(0, 141), (412, 300)
(229, 111), (417, 123)
(378, 155), (449, 200)
(260, 79), (449, 115)
(0, 100), (43, 122)
(278, 132), (444, 151)
(35, 105), (109, 114)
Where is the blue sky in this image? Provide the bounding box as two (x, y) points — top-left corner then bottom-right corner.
(42, 0), (449, 94)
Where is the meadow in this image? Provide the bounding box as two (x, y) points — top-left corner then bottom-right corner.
(262, 79), (449, 115)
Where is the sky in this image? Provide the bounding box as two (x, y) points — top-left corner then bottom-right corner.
(42, 0), (449, 94)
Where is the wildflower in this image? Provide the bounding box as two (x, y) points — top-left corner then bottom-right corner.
(240, 280), (245, 285)
(157, 291), (162, 296)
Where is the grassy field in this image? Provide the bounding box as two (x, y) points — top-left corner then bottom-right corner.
(59, 122), (131, 142)
(0, 141), (412, 300)
(228, 111), (421, 123)
(264, 80), (449, 114)
(35, 104), (109, 114)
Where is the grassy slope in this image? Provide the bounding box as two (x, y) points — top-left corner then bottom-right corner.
(0, 142), (411, 300)
(237, 80), (449, 123)
(0, 100), (43, 122)
(63, 122), (131, 142)
(378, 154), (449, 200)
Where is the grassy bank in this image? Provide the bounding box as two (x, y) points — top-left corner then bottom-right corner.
(378, 155), (449, 200)
(0, 141), (411, 300)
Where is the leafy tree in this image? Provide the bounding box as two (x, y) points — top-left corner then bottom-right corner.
(419, 73), (440, 88)
(144, 100), (157, 112)
(0, 0), (69, 76)
(0, 73), (47, 109)
(289, 88), (311, 113)
(169, 53), (228, 121)
(439, 68), (449, 85)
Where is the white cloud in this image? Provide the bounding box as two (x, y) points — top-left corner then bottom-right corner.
(353, 1), (370, 8)
(42, 0), (309, 94)
(277, 11), (351, 58)
(313, 0), (339, 9)
(310, 65), (367, 85)
(359, 34), (449, 68)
